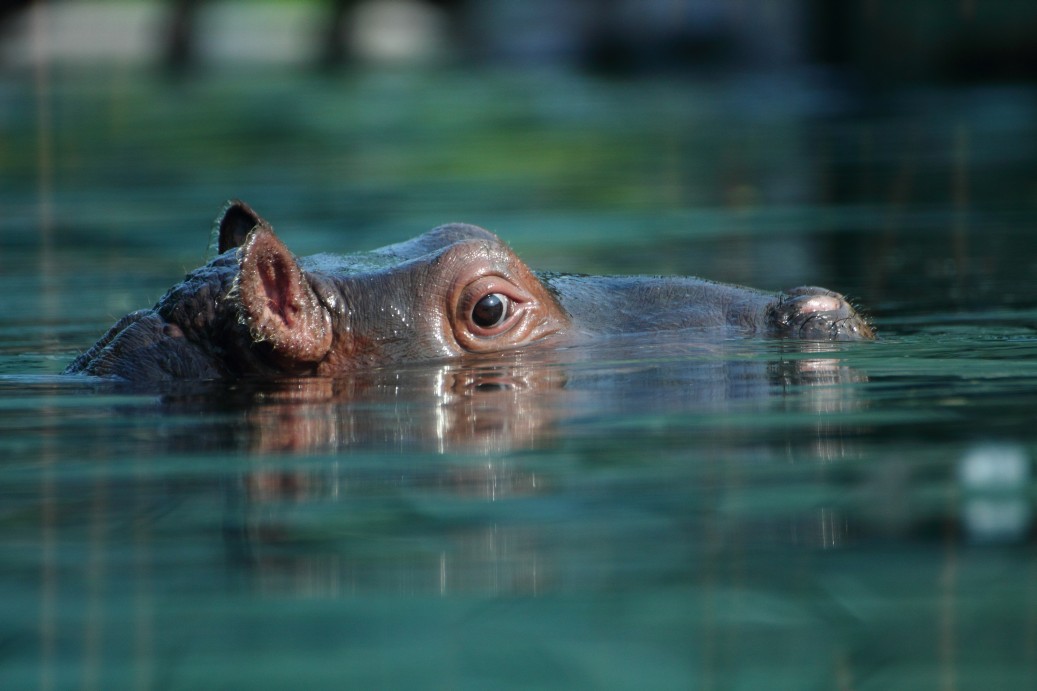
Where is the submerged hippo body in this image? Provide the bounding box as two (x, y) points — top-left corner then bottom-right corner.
(66, 201), (872, 382)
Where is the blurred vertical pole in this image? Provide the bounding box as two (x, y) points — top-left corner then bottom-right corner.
(133, 465), (155, 691)
(952, 124), (970, 295)
(807, 0), (853, 67)
(166, 0), (200, 72)
(30, 0), (53, 243)
(321, 0), (352, 68)
(1030, 551), (1037, 675)
(939, 493), (960, 691)
(28, 3), (57, 690)
(81, 467), (110, 691)
(938, 555), (960, 689)
(953, 0), (973, 296)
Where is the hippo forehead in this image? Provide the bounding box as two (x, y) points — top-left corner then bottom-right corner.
(299, 223), (503, 275)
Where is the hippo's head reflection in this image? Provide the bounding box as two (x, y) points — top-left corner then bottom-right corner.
(201, 341), (866, 457)
(236, 360), (573, 456)
(200, 342), (870, 595)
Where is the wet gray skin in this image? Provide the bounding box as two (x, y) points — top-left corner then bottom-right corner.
(65, 201), (874, 383)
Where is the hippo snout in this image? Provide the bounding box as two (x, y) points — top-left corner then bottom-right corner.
(768, 287), (874, 341)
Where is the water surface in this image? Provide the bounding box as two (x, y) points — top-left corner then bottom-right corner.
(2, 69), (1037, 689)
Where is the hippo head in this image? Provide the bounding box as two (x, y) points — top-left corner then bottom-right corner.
(219, 201), (571, 377)
(67, 201), (871, 383)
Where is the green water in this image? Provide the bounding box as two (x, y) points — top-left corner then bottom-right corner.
(3, 68), (1037, 689)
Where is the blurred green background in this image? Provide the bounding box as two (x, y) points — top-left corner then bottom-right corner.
(2, 1), (1035, 330)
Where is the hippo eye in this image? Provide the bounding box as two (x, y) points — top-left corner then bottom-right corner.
(454, 274), (535, 348)
(471, 293), (509, 329)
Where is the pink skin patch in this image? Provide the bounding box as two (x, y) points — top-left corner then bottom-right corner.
(798, 295), (845, 314)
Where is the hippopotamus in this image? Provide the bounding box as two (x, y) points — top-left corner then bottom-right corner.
(66, 201), (873, 382)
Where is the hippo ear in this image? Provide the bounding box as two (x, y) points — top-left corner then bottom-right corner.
(238, 224), (332, 366)
(217, 200), (266, 254)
